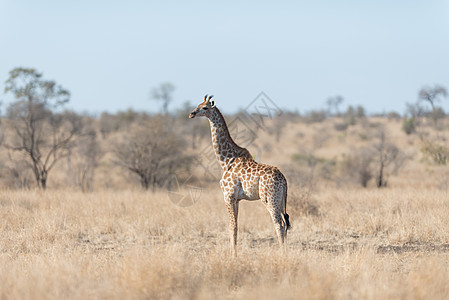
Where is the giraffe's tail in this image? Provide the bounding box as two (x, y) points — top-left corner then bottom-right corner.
(282, 213), (291, 231)
(282, 182), (291, 231)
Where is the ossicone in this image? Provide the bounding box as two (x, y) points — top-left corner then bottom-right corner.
(204, 94), (214, 103)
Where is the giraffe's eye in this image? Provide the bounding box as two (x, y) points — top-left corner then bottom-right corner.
(202, 107), (209, 110)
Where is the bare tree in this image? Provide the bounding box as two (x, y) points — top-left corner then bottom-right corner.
(418, 85), (448, 126)
(99, 112), (115, 139)
(113, 116), (191, 190)
(4, 68), (82, 189)
(73, 121), (102, 192)
(342, 127), (406, 188)
(419, 85), (448, 111)
(152, 82), (175, 114)
(373, 129), (401, 187)
(405, 101), (426, 119)
(326, 95), (344, 116)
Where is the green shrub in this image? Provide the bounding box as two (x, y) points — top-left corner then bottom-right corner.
(421, 141), (449, 165)
(402, 118), (416, 135)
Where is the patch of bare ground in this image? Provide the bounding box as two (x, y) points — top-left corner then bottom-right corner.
(377, 242), (449, 254)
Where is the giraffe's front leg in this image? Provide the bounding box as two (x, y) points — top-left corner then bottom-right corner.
(226, 200), (239, 257)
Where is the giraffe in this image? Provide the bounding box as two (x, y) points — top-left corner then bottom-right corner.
(189, 95), (290, 256)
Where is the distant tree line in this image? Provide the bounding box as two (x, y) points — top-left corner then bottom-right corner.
(2, 68), (192, 191)
(1, 67), (448, 191)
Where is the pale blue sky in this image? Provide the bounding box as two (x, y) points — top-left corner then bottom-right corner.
(1, 0), (448, 115)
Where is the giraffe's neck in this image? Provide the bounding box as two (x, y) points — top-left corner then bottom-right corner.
(207, 108), (252, 171)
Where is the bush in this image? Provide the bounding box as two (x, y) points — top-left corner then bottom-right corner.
(387, 111), (401, 120)
(290, 153), (336, 181)
(340, 149), (374, 187)
(303, 110), (327, 123)
(344, 106), (357, 126)
(334, 122), (348, 132)
(340, 129), (405, 188)
(113, 116), (192, 190)
(421, 141), (449, 165)
(402, 118), (416, 135)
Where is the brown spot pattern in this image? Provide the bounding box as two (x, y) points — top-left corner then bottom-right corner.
(190, 99), (289, 256)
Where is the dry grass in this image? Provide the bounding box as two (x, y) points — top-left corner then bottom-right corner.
(1, 187), (448, 299)
(1, 117), (449, 299)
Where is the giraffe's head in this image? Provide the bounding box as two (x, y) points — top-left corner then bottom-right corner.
(189, 95), (215, 119)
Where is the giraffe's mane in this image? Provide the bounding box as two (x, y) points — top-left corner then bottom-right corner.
(214, 108), (252, 159)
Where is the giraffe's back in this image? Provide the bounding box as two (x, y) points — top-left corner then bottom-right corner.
(223, 157), (286, 202)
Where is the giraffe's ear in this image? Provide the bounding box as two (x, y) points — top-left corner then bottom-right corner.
(210, 100), (215, 108)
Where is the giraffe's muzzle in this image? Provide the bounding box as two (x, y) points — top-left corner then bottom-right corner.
(189, 112), (196, 118)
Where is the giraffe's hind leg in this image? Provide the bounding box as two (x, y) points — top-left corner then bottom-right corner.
(271, 210), (286, 248)
(263, 199), (286, 250)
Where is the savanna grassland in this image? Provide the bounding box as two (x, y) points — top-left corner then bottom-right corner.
(1, 113), (449, 299)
